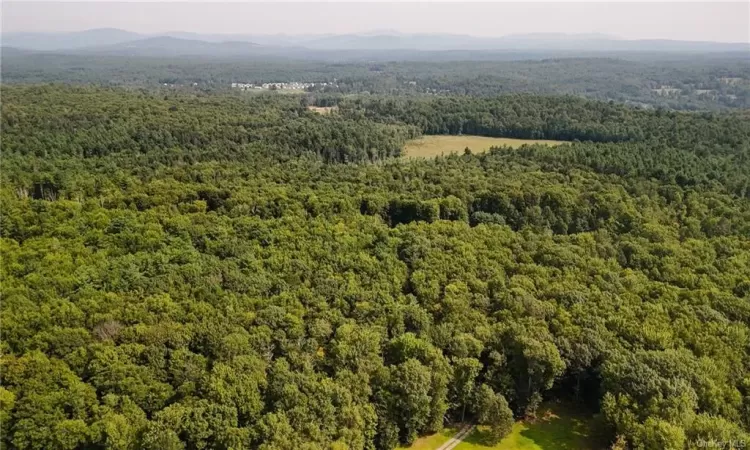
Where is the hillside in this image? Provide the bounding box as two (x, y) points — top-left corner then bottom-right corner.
(82, 36), (261, 57)
(4, 28), (748, 54)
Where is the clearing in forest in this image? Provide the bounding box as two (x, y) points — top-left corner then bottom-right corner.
(307, 105), (338, 114)
(403, 135), (564, 158)
(396, 427), (461, 450)
(401, 403), (597, 450)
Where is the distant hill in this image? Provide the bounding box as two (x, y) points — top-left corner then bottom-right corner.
(82, 36), (262, 57)
(300, 32), (749, 52)
(3, 28), (748, 56)
(298, 32), (614, 51)
(1, 46), (35, 57)
(608, 39), (750, 53)
(1, 28), (143, 51)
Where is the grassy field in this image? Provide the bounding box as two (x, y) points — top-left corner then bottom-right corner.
(403, 135), (564, 158)
(401, 403), (596, 450)
(456, 403), (596, 450)
(397, 427), (461, 450)
(307, 105), (338, 114)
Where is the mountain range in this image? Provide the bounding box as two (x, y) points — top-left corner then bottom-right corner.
(3, 28), (749, 56)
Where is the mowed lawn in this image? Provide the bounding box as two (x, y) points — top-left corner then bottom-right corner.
(400, 403), (596, 450)
(456, 403), (596, 450)
(403, 135), (564, 158)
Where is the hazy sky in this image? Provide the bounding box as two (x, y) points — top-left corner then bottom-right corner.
(3, 1), (749, 43)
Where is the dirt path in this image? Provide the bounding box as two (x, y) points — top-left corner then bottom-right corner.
(435, 424), (475, 450)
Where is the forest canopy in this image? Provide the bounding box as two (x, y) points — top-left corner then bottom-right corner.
(3, 54), (750, 110)
(1, 83), (749, 450)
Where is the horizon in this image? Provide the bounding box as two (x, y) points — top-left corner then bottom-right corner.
(2, 28), (626, 40)
(3, 27), (748, 46)
(3, 2), (749, 44)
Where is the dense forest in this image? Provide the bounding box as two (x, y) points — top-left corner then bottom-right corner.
(3, 55), (750, 110)
(1, 80), (750, 450)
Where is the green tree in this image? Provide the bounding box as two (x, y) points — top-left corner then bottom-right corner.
(474, 384), (514, 444)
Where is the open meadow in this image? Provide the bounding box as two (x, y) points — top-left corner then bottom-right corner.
(399, 403), (597, 450)
(307, 105), (338, 114)
(403, 135), (564, 158)
(455, 404), (597, 450)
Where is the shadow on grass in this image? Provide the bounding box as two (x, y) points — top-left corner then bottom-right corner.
(461, 428), (496, 447)
(519, 406), (592, 450)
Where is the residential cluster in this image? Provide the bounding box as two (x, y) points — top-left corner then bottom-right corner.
(231, 81), (336, 91)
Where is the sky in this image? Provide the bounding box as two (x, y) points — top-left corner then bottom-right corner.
(3, 1), (749, 43)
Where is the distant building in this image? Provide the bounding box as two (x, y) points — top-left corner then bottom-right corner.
(231, 81), (336, 91)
